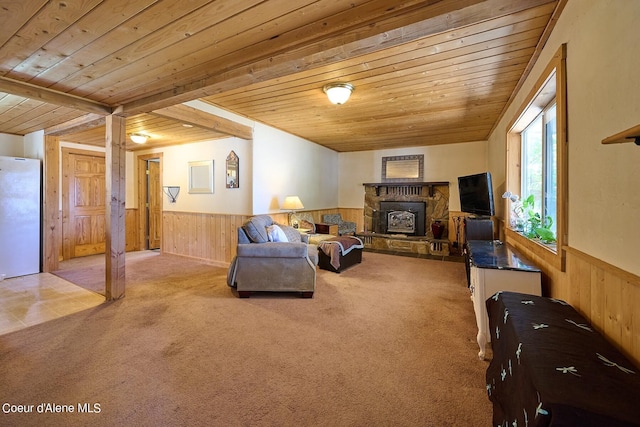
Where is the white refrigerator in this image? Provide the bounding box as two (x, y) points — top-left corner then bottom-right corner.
(0, 156), (41, 279)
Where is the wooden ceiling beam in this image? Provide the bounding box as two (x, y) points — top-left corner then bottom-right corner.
(45, 113), (106, 136)
(0, 77), (112, 115)
(150, 104), (253, 140)
(119, 0), (557, 115)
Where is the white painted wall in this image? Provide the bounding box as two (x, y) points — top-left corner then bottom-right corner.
(0, 133), (27, 157)
(251, 122), (338, 214)
(0, 131), (44, 159)
(187, 100), (339, 215)
(24, 130), (44, 160)
(338, 141), (488, 211)
(487, 0), (640, 276)
(133, 137), (252, 214)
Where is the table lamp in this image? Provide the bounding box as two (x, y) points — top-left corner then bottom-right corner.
(281, 196), (304, 227)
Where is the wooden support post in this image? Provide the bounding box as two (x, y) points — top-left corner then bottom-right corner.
(42, 135), (60, 272)
(105, 115), (127, 300)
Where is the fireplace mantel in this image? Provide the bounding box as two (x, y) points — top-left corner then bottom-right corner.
(363, 181), (448, 197)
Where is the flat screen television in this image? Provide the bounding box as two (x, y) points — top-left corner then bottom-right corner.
(458, 172), (495, 217)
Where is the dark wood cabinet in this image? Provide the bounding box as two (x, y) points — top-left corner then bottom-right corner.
(315, 222), (338, 235)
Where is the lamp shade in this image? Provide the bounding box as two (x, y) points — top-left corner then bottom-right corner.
(323, 83), (354, 105)
(281, 196), (304, 210)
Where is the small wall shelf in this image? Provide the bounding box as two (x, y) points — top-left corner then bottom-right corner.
(601, 123), (640, 145)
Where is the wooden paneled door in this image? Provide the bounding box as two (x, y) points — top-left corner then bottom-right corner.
(63, 151), (106, 259)
(137, 154), (163, 251)
(147, 159), (161, 249)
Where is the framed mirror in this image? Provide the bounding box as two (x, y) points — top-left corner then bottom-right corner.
(226, 151), (239, 189)
(188, 160), (214, 194)
(382, 155), (424, 182)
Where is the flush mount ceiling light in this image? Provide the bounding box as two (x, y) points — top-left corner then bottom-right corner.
(130, 133), (149, 144)
(323, 82), (354, 105)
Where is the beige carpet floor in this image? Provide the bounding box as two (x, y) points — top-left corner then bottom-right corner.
(51, 250), (161, 295)
(1, 251), (492, 426)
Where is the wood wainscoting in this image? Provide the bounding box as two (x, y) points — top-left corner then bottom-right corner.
(162, 212), (248, 267)
(505, 233), (640, 367)
(561, 247), (640, 368)
(160, 208), (365, 267)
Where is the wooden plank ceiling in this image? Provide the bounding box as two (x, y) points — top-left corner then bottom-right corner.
(0, 0), (562, 152)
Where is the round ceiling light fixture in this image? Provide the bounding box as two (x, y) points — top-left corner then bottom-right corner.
(323, 82), (354, 105)
(130, 133), (149, 144)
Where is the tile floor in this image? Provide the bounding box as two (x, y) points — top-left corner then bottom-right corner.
(0, 273), (104, 336)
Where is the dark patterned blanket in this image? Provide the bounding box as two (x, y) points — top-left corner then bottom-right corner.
(486, 291), (640, 427)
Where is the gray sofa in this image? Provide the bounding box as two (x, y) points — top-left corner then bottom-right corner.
(227, 215), (318, 298)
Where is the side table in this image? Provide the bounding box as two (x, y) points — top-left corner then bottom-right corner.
(467, 240), (542, 359)
(315, 222), (338, 235)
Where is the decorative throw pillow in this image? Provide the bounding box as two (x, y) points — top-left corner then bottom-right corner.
(280, 224), (302, 243)
(267, 224), (289, 242)
(242, 215), (273, 243)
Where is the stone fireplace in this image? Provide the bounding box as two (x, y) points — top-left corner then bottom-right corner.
(361, 181), (450, 256)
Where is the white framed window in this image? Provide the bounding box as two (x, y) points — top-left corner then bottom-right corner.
(505, 44), (567, 270)
(521, 101), (557, 236)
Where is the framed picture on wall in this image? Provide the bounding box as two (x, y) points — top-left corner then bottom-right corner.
(188, 160), (214, 194)
(382, 154), (424, 182)
(226, 151), (239, 188)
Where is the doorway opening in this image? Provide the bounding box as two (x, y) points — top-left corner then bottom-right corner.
(137, 154), (163, 251)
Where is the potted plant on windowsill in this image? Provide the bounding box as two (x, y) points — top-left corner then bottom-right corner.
(503, 192), (556, 244)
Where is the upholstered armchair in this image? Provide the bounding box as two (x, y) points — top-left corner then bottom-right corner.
(290, 212), (316, 233)
(227, 215), (318, 298)
(321, 213), (356, 236)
